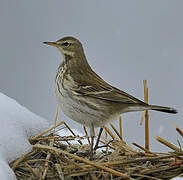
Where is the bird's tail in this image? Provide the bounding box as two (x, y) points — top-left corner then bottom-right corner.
(148, 105), (177, 114)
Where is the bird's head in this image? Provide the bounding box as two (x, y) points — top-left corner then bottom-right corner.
(44, 36), (83, 57)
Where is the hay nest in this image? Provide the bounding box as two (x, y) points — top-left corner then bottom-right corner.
(10, 120), (183, 180)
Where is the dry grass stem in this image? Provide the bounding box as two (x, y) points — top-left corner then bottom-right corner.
(24, 162), (38, 177)
(143, 80), (150, 151)
(132, 142), (151, 153)
(30, 121), (64, 141)
(104, 126), (116, 140)
(155, 136), (181, 152)
(110, 123), (122, 140)
(12, 151), (35, 171)
(175, 124), (183, 138)
(54, 105), (59, 130)
(54, 163), (65, 180)
(64, 122), (83, 145)
(42, 140), (54, 179)
(83, 126), (90, 145)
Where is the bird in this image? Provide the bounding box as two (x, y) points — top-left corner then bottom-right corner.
(44, 36), (177, 157)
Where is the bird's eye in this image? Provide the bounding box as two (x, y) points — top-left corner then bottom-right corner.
(62, 42), (70, 47)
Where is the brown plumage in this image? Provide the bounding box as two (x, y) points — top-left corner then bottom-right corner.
(44, 36), (177, 156)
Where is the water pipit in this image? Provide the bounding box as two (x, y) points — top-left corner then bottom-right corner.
(44, 36), (177, 157)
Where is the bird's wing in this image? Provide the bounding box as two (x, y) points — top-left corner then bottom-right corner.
(71, 70), (146, 105)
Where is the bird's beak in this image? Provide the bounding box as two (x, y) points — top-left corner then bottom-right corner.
(43, 41), (58, 47)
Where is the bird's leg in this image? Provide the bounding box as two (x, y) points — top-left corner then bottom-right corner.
(90, 135), (94, 160)
(89, 124), (95, 160)
(94, 127), (104, 151)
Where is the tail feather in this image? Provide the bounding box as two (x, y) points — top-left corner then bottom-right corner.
(149, 105), (177, 114)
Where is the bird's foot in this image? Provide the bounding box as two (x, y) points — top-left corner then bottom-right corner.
(89, 149), (95, 160)
(94, 139), (114, 151)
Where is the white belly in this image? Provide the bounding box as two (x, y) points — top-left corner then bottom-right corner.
(55, 84), (118, 128)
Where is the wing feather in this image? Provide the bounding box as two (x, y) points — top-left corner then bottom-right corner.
(69, 69), (146, 105)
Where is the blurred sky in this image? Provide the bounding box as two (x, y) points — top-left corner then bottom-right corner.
(0, 0), (182, 152)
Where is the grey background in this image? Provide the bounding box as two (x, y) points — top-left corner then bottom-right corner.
(0, 0), (182, 152)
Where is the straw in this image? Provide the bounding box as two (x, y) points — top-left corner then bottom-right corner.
(110, 123), (122, 140)
(144, 80), (150, 151)
(155, 136), (181, 152)
(33, 144), (134, 180)
(30, 121), (64, 141)
(64, 122), (83, 145)
(83, 126), (90, 145)
(104, 126), (116, 140)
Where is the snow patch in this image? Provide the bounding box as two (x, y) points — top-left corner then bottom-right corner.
(0, 92), (50, 179)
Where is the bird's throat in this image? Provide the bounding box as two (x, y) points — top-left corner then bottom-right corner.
(63, 54), (72, 62)
(61, 51), (91, 72)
